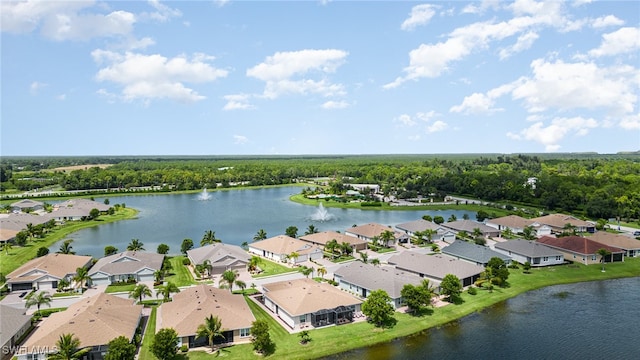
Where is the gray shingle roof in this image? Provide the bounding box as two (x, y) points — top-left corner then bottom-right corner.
(334, 262), (423, 298)
(442, 240), (511, 264)
(494, 239), (563, 257)
(388, 252), (484, 281)
(89, 251), (164, 276)
(187, 243), (250, 266)
(395, 219), (443, 233)
(0, 304), (31, 345)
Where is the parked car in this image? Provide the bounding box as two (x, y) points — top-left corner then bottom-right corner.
(633, 231), (640, 236)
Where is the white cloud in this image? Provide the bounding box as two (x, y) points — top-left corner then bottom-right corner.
(499, 31), (539, 59)
(56, 94), (66, 101)
(322, 100), (350, 109)
(450, 83), (515, 114)
(247, 49), (348, 100)
(394, 111), (438, 127)
(507, 116), (598, 152)
(426, 120), (448, 133)
(223, 94), (255, 111)
(142, 0), (182, 22)
(591, 15), (624, 28)
(30, 81), (48, 95)
(461, 0), (501, 15)
(401, 4), (437, 31)
(93, 50), (228, 103)
(394, 114), (417, 127)
(1, 1), (137, 41)
(619, 114), (640, 130)
(214, 0), (230, 8)
(233, 135), (249, 144)
(588, 27), (640, 58)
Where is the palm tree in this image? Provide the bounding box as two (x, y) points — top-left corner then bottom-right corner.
(371, 258), (381, 267)
(49, 333), (90, 360)
(73, 267), (91, 291)
(448, 214), (457, 222)
(127, 238), (145, 251)
(57, 278), (70, 292)
(472, 228), (483, 240)
(341, 242), (353, 256)
(154, 269), (164, 284)
(317, 267), (327, 279)
(235, 280), (247, 293)
(129, 283), (152, 303)
(300, 266), (313, 278)
(1, 241), (12, 254)
(288, 252), (300, 264)
(220, 270), (238, 292)
(522, 225), (537, 240)
(248, 256), (262, 273)
(196, 314), (226, 352)
(597, 248), (611, 272)
(325, 239), (339, 259)
(156, 282), (180, 302)
(58, 239), (75, 254)
(562, 223), (577, 236)
(501, 228), (514, 239)
(359, 252), (369, 264)
(25, 291), (52, 315)
(253, 229), (267, 242)
(201, 230), (219, 246)
(201, 259), (213, 279)
(380, 230), (395, 248)
(26, 223), (35, 241)
(305, 224), (319, 235)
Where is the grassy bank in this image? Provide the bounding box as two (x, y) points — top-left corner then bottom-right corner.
(164, 255), (197, 287)
(139, 307), (157, 360)
(0, 207), (138, 275)
(180, 258), (639, 359)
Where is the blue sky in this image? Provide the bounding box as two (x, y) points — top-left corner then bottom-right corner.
(1, 0), (639, 156)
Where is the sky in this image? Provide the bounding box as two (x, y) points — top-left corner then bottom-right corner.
(1, 0), (639, 156)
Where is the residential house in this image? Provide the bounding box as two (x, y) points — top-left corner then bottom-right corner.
(89, 251), (164, 285)
(10, 199), (44, 213)
(0, 305), (32, 360)
(395, 219), (457, 243)
(441, 240), (511, 266)
(493, 240), (564, 267)
(537, 236), (624, 265)
(248, 235), (323, 264)
(261, 278), (362, 329)
(345, 184), (380, 194)
(15, 293), (142, 360)
(54, 198), (111, 212)
(531, 214), (595, 234)
(387, 252), (485, 288)
(187, 243), (250, 275)
(440, 220), (500, 238)
(0, 213), (50, 232)
(299, 231), (368, 252)
(588, 232), (640, 258)
(333, 261), (423, 309)
(0, 228), (19, 244)
(344, 223), (408, 246)
(6, 253), (93, 292)
(157, 285), (255, 348)
(485, 215), (552, 237)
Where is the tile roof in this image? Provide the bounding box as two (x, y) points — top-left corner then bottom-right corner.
(537, 236), (624, 255)
(187, 243), (250, 266)
(299, 231), (367, 247)
(441, 240), (511, 264)
(89, 251), (163, 277)
(7, 253), (92, 281)
(531, 214), (593, 229)
(494, 239), (563, 257)
(334, 262), (423, 298)
(588, 232), (640, 250)
(262, 278), (361, 316)
(157, 285), (255, 337)
(10, 199), (44, 208)
(55, 199), (111, 212)
(387, 252), (484, 281)
(0, 304), (31, 345)
(19, 293), (142, 354)
(441, 220), (499, 234)
(345, 223), (399, 239)
(250, 235), (322, 256)
(395, 219), (444, 233)
(486, 215), (536, 229)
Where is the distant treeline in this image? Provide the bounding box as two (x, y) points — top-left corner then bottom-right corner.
(1, 154), (639, 221)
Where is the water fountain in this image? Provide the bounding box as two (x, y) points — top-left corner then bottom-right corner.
(197, 187), (212, 201)
(310, 202), (335, 222)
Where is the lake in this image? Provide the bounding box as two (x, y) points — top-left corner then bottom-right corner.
(53, 186), (474, 257)
(326, 277), (640, 359)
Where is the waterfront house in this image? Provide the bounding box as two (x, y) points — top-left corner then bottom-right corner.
(536, 236), (624, 265)
(6, 253), (92, 292)
(261, 278), (362, 329)
(440, 220), (500, 238)
(248, 235), (323, 264)
(0, 228), (19, 244)
(441, 240), (511, 266)
(15, 293), (142, 360)
(156, 285), (255, 348)
(299, 231), (368, 252)
(531, 214), (595, 234)
(395, 219), (457, 243)
(10, 199), (44, 213)
(493, 239), (564, 266)
(187, 243), (250, 275)
(0, 213), (50, 232)
(588, 232), (640, 258)
(333, 261), (423, 309)
(485, 215), (552, 237)
(54, 198), (111, 212)
(0, 305), (32, 360)
(344, 223), (408, 246)
(88, 251), (164, 285)
(387, 252), (484, 288)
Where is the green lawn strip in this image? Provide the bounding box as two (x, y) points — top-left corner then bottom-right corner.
(0, 207), (138, 275)
(138, 306), (157, 360)
(52, 291), (81, 298)
(164, 256), (197, 287)
(105, 283), (137, 294)
(192, 258), (640, 360)
(253, 259), (297, 279)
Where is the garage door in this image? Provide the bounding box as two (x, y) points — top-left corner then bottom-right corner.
(11, 282), (33, 291)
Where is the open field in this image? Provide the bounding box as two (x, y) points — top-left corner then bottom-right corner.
(44, 164), (113, 172)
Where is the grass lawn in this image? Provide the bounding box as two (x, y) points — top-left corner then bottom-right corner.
(138, 307), (157, 360)
(52, 291), (81, 298)
(0, 207), (138, 276)
(164, 256), (197, 287)
(253, 259), (297, 278)
(105, 283), (137, 293)
(179, 258), (640, 360)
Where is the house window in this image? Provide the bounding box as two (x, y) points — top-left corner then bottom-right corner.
(300, 315), (306, 323)
(543, 257), (548, 261)
(556, 256), (561, 261)
(240, 328), (251, 337)
(592, 255), (597, 261)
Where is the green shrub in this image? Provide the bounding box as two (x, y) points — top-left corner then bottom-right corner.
(182, 258), (191, 265)
(467, 286), (477, 295)
(180, 345), (189, 353)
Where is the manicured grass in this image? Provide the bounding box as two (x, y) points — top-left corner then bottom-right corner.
(52, 291), (81, 298)
(138, 307), (157, 360)
(252, 259), (297, 278)
(105, 283), (137, 293)
(184, 258), (640, 360)
(164, 256), (197, 287)
(0, 207), (138, 276)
